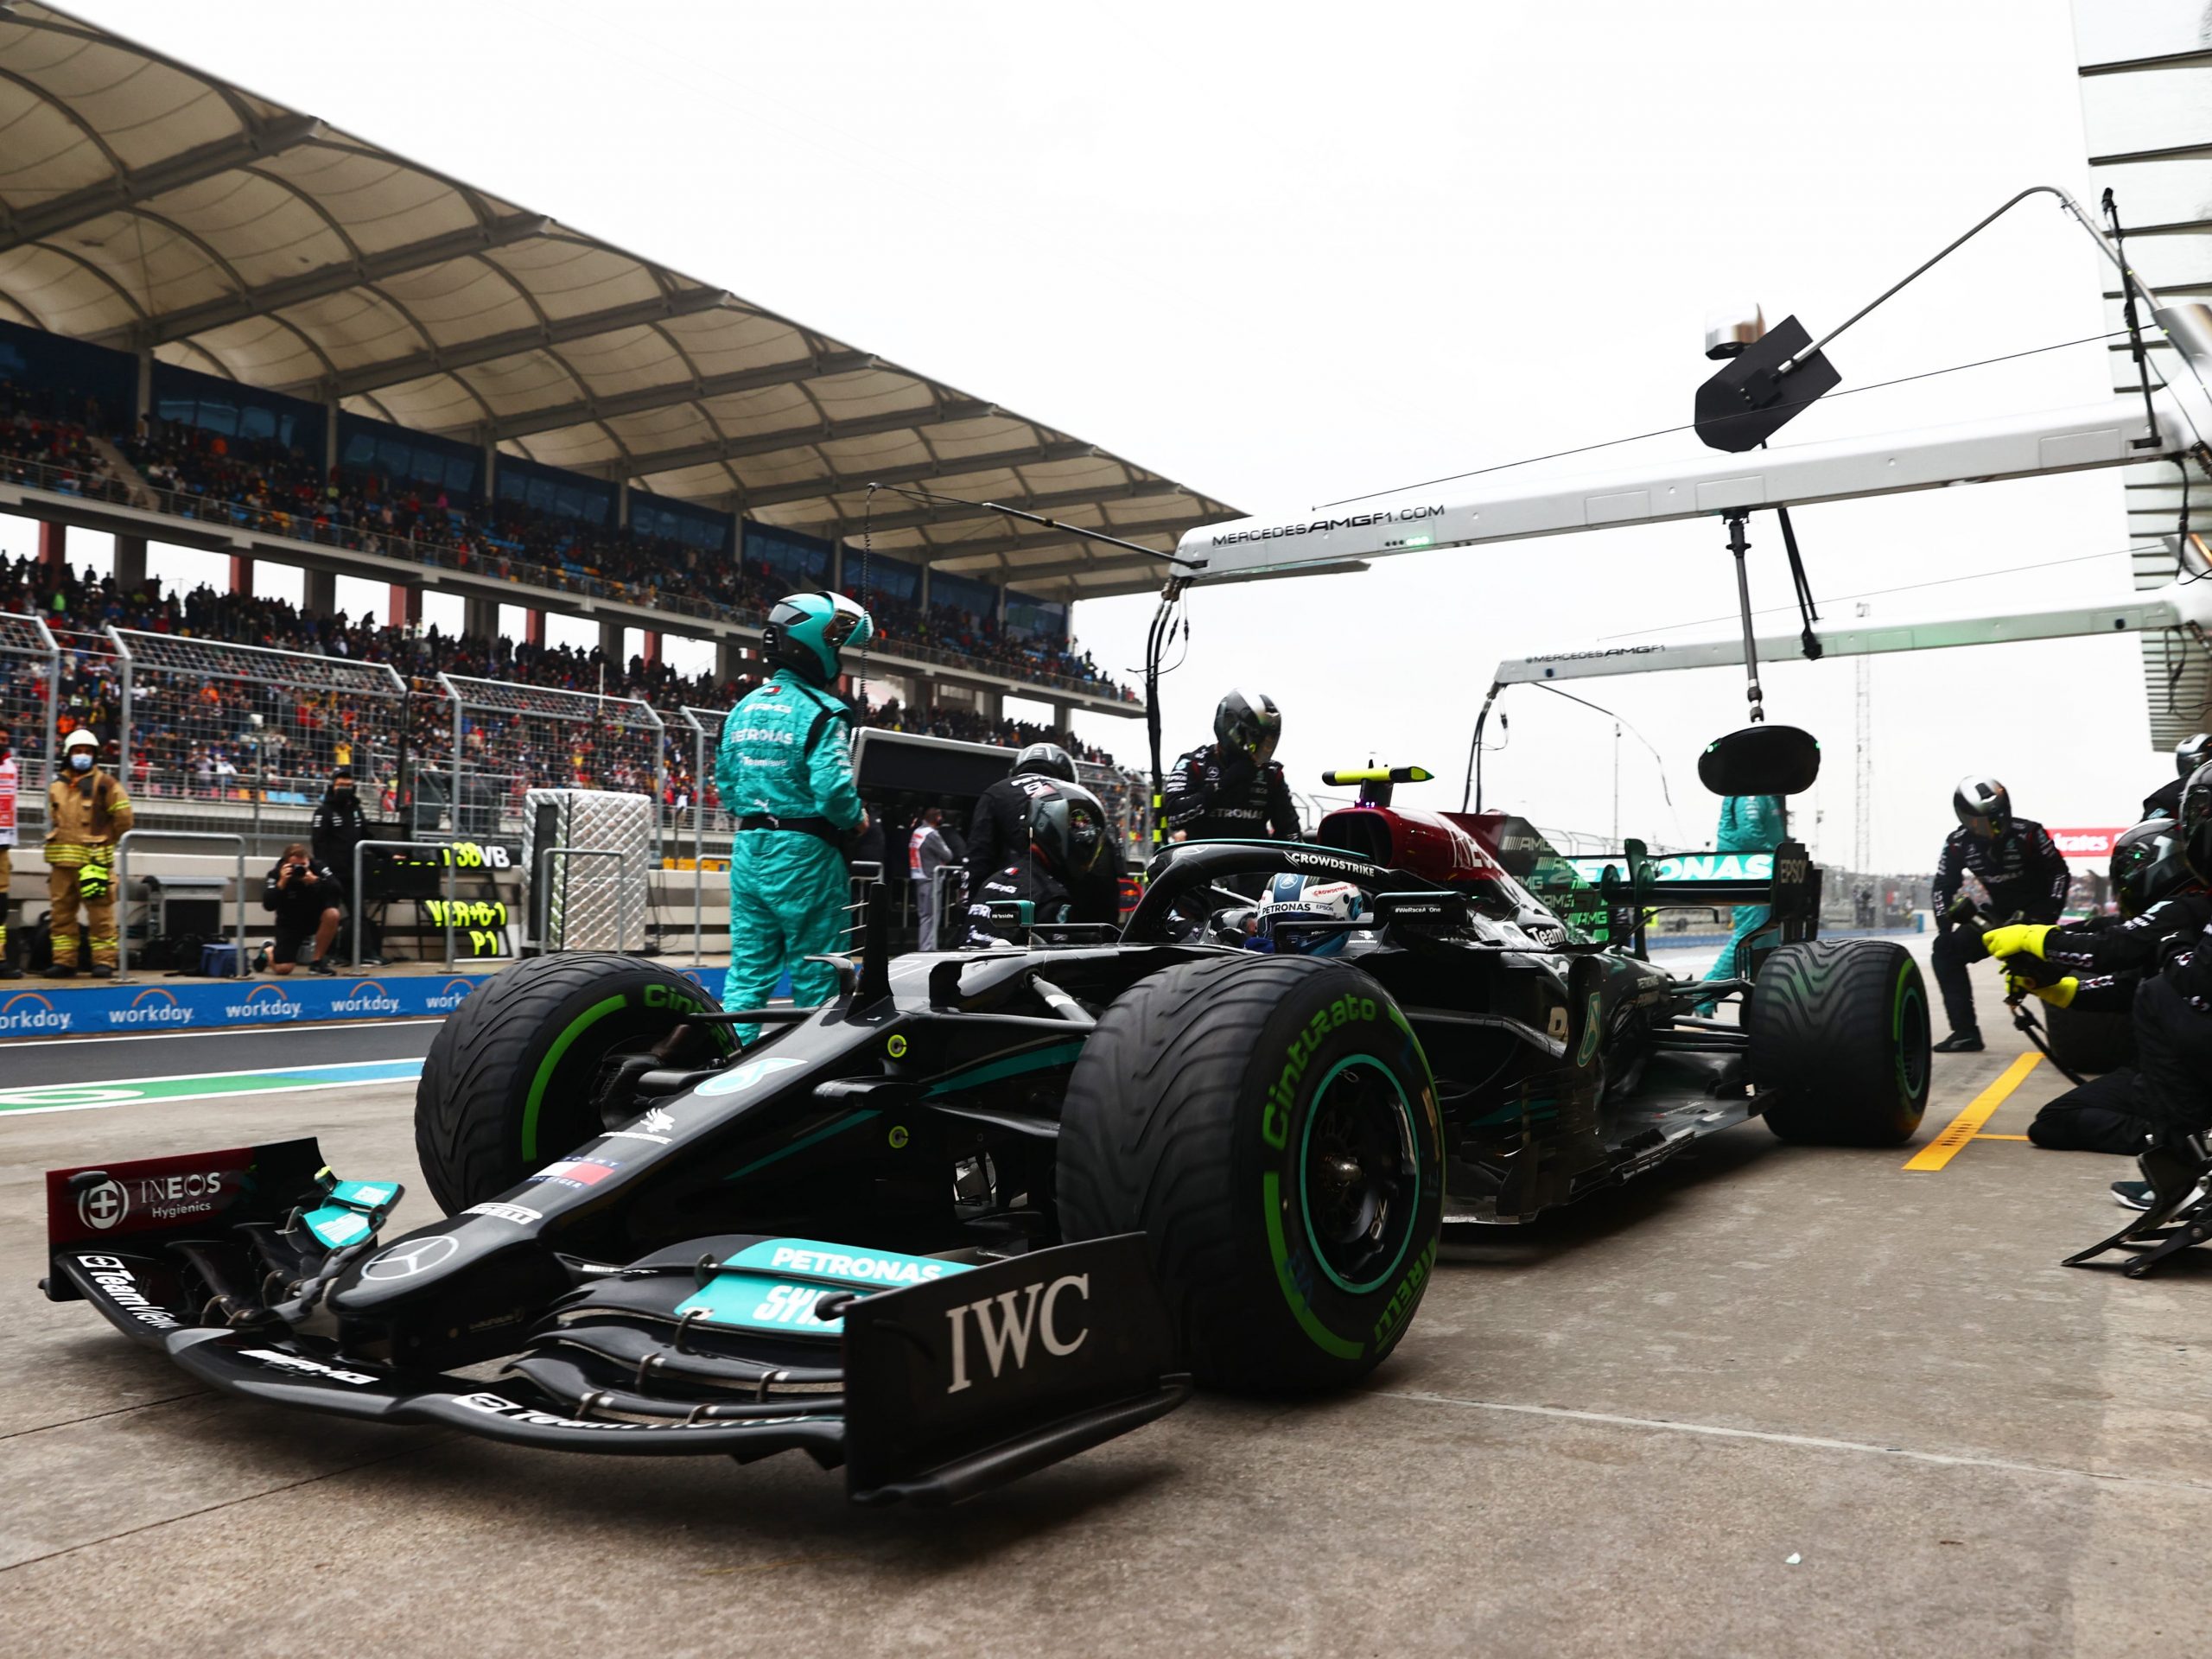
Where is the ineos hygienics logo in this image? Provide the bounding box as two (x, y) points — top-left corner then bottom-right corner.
(361, 1234), (460, 1281)
(77, 1179), (128, 1231)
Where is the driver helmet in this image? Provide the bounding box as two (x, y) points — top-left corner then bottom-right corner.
(1012, 741), (1077, 782)
(1953, 774), (2011, 840)
(1214, 688), (1281, 769)
(2180, 760), (2212, 884)
(2109, 817), (2197, 918)
(1026, 779), (1109, 886)
(762, 591), (874, 687)
(1250, 872), (1365, 955)
(2177, 732), (2211, 779)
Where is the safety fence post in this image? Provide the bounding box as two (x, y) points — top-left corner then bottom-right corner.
(112, 829), (246, 984)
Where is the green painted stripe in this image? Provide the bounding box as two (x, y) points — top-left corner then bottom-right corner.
(521, 994), (629, 1160)
(923, 1039), (1086, 1096)
(0, 1058), (424, 1116)
(1262, 1169), (1363, 1360)
(723, 1109), (880, 1181)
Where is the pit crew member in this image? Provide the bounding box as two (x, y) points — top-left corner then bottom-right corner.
(1929, 775), (2069, 1052)
(716, 592), (872, 1041)
(44, 727), (132, 978)
(2142, 732), (2209, 820)
(963, 779), (1113, 947)
(2009, 818), (2209, 1153)
(966, 741), (1077, 896)
(1989, 766), (2212, 1196)
(1165, 689), (1298, 843)
(1698, 792), (1786, 1006)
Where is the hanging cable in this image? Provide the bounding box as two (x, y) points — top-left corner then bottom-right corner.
(2106, 191), (2165, 452)
(1311, 328), (2134, 512)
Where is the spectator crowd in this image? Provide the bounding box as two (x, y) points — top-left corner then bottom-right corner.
(0, 555), (1132, 829)
(3, 379), (1133, 701)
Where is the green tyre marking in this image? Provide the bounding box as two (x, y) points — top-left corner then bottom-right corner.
(520, 993), (630, 1160)
(1298, 1053), (1420, 1296)
(1261, 1170), (1363, 1360)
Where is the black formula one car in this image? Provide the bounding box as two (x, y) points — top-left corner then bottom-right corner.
(41, 785), (1929, 1503)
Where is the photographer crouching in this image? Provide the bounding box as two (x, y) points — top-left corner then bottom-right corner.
(261, 841), (346, 976)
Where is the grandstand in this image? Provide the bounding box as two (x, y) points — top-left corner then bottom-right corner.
(0, 0), (1233, 793)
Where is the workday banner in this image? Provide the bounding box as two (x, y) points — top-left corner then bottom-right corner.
(0, 973), (497, 1038)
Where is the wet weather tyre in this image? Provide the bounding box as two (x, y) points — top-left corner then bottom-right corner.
(414, 953), (728, 1214)
(2041, 1001), (2134, 1075)
(1750, 939), (1930, 1146)
(1057, 955), (1443, 1393)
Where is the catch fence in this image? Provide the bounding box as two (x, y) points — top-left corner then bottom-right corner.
(0, 611), (59, 829)
(110, 626), (416, 859)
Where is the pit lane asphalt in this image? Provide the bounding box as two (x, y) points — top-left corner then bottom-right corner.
(3, 939), (2208, 1658)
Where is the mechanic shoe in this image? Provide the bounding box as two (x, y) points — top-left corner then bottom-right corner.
(89, 965), (113, 980)
(45, 963), (75, 979)
(1932, 1030), (1985, 1053)
(0, 963), (18, 980)
(309, 955), (336, 976)
(2112, 1180), (2154, 1211)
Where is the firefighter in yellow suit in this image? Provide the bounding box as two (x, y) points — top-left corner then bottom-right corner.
(46, 728), (133, 977)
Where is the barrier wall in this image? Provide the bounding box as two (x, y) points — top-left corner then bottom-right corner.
(0, 971), (495, 1038)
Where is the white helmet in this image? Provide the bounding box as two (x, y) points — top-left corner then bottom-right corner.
(1255, 874), (1365, 955)
(63, 729), (99, 753)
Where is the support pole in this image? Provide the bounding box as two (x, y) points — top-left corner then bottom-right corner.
(1726, 511), (1764, 723)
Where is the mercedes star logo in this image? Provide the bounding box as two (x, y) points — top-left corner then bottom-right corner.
(77, 1179), (128, 1231)
(361, 1233), (461, 1281)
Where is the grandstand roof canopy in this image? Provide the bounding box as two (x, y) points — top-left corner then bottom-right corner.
(0, 3), (1233, 599)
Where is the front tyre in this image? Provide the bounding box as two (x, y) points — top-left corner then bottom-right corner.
(415, 953), (729, 1213)
(1057, 955), (1443, 1392)
(1750, 938), (1930, 1146)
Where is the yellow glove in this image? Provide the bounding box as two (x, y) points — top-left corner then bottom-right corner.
(1982, 923), (2053, 961)
(76, 861), (111, 901)
(2005, 970), (2076, 1007)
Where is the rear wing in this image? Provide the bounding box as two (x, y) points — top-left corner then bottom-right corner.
(1467, 814), (1819, 963)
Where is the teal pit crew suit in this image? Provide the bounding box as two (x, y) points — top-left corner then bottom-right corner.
(717, 592), (874, 1041)
(1700, 793), (1786, 997)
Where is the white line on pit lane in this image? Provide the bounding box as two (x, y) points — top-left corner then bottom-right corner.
(0, 1017), (445, 1050)
(0, 1058), (429, 1116)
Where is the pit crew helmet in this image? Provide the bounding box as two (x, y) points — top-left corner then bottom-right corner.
(1026, 779), (1109, 886)
(1251, 872), (1366, 955)
(2181, 760), (2212, 884)
(1013, 741), (1077, 781)
(2177, 732), (2211, 778)
(2109, 818), (2196, 918)
(1215, 688), (1281, 769)
(1953, 775), (2011, 840)
(762, 591), (874, 688)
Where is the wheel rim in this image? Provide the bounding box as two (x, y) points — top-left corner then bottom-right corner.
(1299, 1055), (1421, 1295)
(1895, 974), (1930, 1102)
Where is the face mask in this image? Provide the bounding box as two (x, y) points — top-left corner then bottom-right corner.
(69, 753), (93, 773)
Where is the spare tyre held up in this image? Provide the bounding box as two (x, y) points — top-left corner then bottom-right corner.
(1058, 954), (1443, 1393)
(1750, 938), (1931, 1146)
(415, 953), (730, 1214)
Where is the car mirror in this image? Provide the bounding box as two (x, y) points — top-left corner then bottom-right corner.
(1699, 725), (1821, 796)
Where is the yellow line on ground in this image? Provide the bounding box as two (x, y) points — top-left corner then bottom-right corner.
(1904, 1052), (2043, 1172)
(1974, 1133), (2032, 1141)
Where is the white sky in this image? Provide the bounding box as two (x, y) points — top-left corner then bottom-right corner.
(14, 0), (2167, 868)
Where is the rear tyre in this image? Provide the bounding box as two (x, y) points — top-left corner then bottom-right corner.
(2041, 1001), (2134, 1075)
(414, 954), (728, 1214)
(1058, 955), (1443, 1393)
(1751, 938), (1931, 1146)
